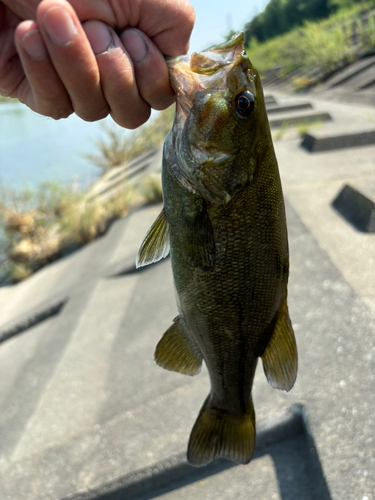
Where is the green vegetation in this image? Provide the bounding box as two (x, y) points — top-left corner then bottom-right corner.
(297, 120), (323, 137)
(138, 173), (164, 204)
(0, 176), (165, 284)
(86, 107), (174, 172)
(244, 0), (375, 45)
(0, 182), (134, 282)
(273, 121), (289, 140)
(247, 3), (375, 88)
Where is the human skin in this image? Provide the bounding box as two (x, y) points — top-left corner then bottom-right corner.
(0, 0), (195, 127)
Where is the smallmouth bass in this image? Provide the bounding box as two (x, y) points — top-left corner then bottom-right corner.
(136, 33), (297, 466)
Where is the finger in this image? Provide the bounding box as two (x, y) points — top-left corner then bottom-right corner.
(14, 20), (73, 118)
(121, 29), (175, 111)
(0, 5), (25, 98)
(83, 20), (151, 129)
(36, 0), (110, 121)
(136, 0), (195, 56)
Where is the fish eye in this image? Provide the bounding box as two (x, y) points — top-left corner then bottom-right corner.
(234, 91), (256, 118)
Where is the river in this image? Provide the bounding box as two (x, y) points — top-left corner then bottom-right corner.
(0, 100), (119, 192)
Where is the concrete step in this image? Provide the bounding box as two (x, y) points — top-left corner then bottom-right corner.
(266, 102), (313, 114)
(86, 148), (163, 204)
(301, 127), (375, 152)
(264, 95), (277, 105)
(0, 204), (162, 336)
(320, 55), (375, 90)
(269, 110), (332, 129)
(332, 182), (375, 233)
(348, 65), (375, 91)
(9, 276), (141, 464)
(0, 218), (126, 329)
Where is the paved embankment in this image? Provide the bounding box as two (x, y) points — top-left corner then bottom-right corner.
(0, 92), (374, 500)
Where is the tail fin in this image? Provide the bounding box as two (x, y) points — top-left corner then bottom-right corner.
(187, 396), (255, 466)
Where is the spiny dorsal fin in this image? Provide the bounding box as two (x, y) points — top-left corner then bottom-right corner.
(261, 298), (298, 391)
(136, 208), (170, 268)
(187, 396), (255, 466)
(155, 316), (202, 376)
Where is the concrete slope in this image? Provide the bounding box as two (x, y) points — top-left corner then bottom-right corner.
(0, 93), (374, 500)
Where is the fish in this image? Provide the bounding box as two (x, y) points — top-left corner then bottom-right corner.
(136, 32), (297, 467)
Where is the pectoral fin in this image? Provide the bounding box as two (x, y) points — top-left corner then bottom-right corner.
(182, 197), (216, 268)
(155, 316), (202, 376)
(195, 156), (249, 204)
(136, 208), (170, 268)
(261, 299), (298, 391)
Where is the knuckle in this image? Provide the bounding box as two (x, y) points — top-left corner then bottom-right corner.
(50, 107), (73, 120)
(113, 107), (151, 130)
(36, 101), (73, 120)
(76, 104), (110, 123)
(149, 96), (175, 111)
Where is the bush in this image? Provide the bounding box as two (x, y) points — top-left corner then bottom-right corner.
(86, 107), (174, 172)
(0, 182), (134, 282)
(247, 4), (375, 86)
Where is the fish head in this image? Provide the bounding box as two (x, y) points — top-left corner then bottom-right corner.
(167, 33), (269, 204)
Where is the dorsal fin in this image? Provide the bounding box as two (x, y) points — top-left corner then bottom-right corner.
(136, 208), (170, 268)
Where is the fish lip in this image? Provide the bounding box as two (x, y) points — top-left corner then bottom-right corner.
(166, 32), (248, 117)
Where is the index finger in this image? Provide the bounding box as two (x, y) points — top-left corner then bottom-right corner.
(85, 0), (196, 56)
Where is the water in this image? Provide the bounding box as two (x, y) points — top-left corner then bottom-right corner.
(0, 100), (119, 192)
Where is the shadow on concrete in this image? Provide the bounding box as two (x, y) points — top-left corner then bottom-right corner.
(0, 298), (67, 343)
(64, 405), (331, 500)
(111, 256), (170, 278)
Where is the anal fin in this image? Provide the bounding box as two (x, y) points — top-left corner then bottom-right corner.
(261, 298), (298, 391)
(136, 208), (170, 268)
(155, 316), (202, 376)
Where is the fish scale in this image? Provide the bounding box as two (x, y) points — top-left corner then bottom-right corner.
(137, 32), (298, 466)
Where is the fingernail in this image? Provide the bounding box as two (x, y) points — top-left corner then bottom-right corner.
(43, 6), (77, 46)
(23, 29), (47, 60)
(121, 30), (148, 63)
(84, 21), (114, 55)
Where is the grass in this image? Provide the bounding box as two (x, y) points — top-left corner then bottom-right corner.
(138, 173), (163, 204)
(86, 107), (174, 172)
(247, 3), (375, 88)
(0, 182), (136, 283)
(273, 121), (290, 140)
(297, 120), (324, 137)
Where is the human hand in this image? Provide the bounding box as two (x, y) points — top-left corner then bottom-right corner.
(0, 0), (195, 127)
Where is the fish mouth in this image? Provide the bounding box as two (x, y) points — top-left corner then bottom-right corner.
(167, 33), (248, 117)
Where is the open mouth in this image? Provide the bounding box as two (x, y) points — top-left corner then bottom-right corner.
(166, 33), (247, 118)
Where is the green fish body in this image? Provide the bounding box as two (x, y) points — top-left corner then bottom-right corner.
(137, 33), (297, 467)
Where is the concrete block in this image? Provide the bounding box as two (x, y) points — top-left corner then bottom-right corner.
(266, 102), (313, 114)
(269, 111), (332, 129)
(264, 95), (277, 105)
(332, 184), (375, 232)
(301, 129), (375, 152)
